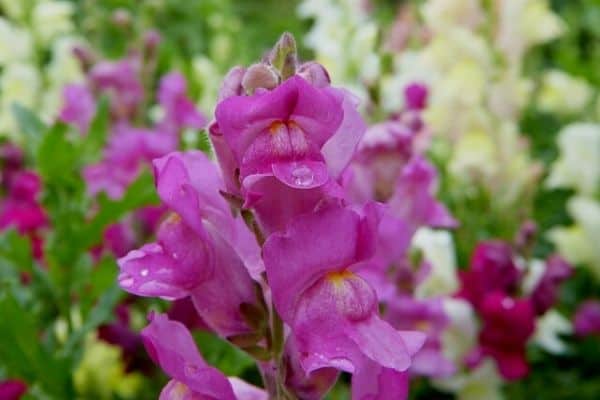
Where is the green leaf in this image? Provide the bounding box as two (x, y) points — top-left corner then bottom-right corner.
(0, 292), (69, 398)
(194, 331), (255, 376)
(11, 103), (46, 157)
(61, 284), (123, 357)
(37, 123), (77, 183)
(80, 96), (110, 163)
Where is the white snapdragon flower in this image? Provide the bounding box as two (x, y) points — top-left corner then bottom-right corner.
(0, 63), (41, 138)
(533, 310), (572, 354)
(497, 0), (565, 63)
(538, 70), (594, 115)
(413, 228), (459, 298)
(548, 196), (600, 279)
(546, 123), (600, 195)
(422, 0), (485, 33)
(32, 0), (75, 44)
(0, 18), (33, 65)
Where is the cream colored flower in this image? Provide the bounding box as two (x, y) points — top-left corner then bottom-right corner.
(74, 335), (143, 399)
(548, 196), (600, 279)
(192, 55), (223, 115)
(0, 18), (33, 65)
(413, 228), (459, 298)
(497, 0), (565, 63)
(32, 0), (75, 44)
(440, 298), (478, 365)
(435, 360), (504, 400)
(533, 310), (572, 354)
(0, 63), (41, 138)
(422, 0), (485, 33)
(538, 70), (593, 115)
(546, 123), (600, 195)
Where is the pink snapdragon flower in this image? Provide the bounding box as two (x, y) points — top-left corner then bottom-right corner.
(157, 72), (207, 133)
(530, 255), (572, 315)
(574, 300), (600, 337)
(471, 293), (535, 380)
(141, 313), (266, 400)
(458, 241), (521, 310)
(263, 206), (425, 392)
(89, 56), (144, 120)
(118, 151), (261, 337)
(0, 379), (27, 400)
(0, 170), (47, 259)
(386, 297), (455, 377)
(59, 84), (96, 134)
(213, 74), (365, 233)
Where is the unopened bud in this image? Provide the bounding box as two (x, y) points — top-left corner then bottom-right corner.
(218, 66), (246, 101)
(111, 8), (131, 27)
(269, 32), (298, 80)
(297, 62), (330, 87)
(242, 63), (280, 94)
(144, 30), (162, 53)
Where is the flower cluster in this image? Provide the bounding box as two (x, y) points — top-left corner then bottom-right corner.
(118, 33), (436, 399)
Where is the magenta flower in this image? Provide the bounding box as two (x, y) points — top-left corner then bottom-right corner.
(458, 241), (521, 310)
(59, 84), (96, 134)
(213, 75), (365, 232)
(387, 156), (456, 233)
(83, 124), (178, 199)
(157, 72), (207, 133)
(118, 151), (261, 336)
(0, 379), (27, 400)
(0, 171), (47, 235)
(215, 75), (342, 189)
(346, 121), (416, 203)
(141, 313), (266, 400)
(530, 255), (572, 315)
(0, 143), (23, 190)
(90, 57), (144, 120)
(351, 357), (409, 400)
(574, 300), (600, 337)
(386, 297), (455, 378)
(280, 339), (340, 400)
(475, 292), (535, 380)
(263, 206), (425, 380)
(403, 83), (428, 111)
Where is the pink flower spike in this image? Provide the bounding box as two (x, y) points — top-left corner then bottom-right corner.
(263, 206), (425, 376)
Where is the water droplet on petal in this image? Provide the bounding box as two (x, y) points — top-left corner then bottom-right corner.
(140, 269), (149, 277)
(172, 252), (179, 260)
(119, 274), (134, 287)
(502, 298), (515, 309)
(291, 165), (314, 187)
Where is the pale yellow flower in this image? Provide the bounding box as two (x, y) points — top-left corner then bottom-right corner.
(412, 228), (459, 298)
(546, 123), (600, 195)
(538, 70), (593, 115)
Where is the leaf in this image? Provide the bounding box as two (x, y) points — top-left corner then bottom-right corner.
(36, 123), (77, 183)
(61, 284), (123, 357)
(0, 292), (69, 398)
(11, 103), (46, 157)
(80, 96), (110, 163)
(194, 331), (255, 376)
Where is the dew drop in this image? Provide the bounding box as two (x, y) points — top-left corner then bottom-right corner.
(291, 165), (314, 187)
(119, 274), (134, 287)
(501, 298), (515, 309)
(172, 252), (179, 260)
(140, 269), (149, 277)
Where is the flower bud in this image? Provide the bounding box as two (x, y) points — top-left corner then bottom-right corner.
(297, 62), (330, 88)
(242, 63), (279, 94)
